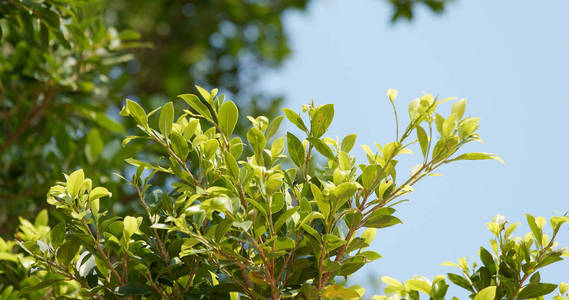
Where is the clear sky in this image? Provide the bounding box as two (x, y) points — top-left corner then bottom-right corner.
(259, 0), (569, 297)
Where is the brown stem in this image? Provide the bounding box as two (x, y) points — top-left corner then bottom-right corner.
(184, 258), (200, 294)
(319, 227), (357, 289)
(81, 218), (124, 285)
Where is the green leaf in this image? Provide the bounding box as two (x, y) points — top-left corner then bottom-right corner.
(449, 152), (504, 164)
(232, 221), (252, 231)
(518, 283), (557, 299)
(34, 209), (48, 227)
(287, 132), (305, 169)
(282, 108), (308, 132)
(310, 104), (334, 138)
(447, 273), (474, 292)
(170, 132), (189, 161)
(126, 99), (148, 127)
(307, 137), (335, 160)
(123, 216), (139, 237)
(479, 247), (496, 274)
(311, 183), (329, 219)
(85, 128), (104, 163)
(56, 240), (80, 266)
(473, 286), (496, 300)
(230, 137), (244, 159)
(332, 182), (358, 209)
(364, 214), (402, 229)
(274, 207), (299, 231)
(66, 169), (85, 198)
(179, 94), (212, 120)
(271, 137), (285, 159)
(195, 85), (212, 103)
(361, 228), (376, 245)
(265, 116), (285, 140)
(341, 134), (357, 152)
(159, 101), (174, 139)
(219, 100), (238, 138)
(451, 99), (466, 119)
(275, 237), (295, 250)
(442, 114), (457, 137)
(225, 153), (239, 179)
(50, 222), (65, 247)
(247, 127), (266, 156)
(527, 214), (543, 247)
(361, 165), (381, 190)
(89, 186), (111, 202)
(416, 126), (429, 157)
(406, 279), (432, 295)
(321, 284), (360, 298)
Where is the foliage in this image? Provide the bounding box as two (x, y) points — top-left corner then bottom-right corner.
(373, 214), (569, 299)
(388, 0), (454, 22)
(0, 210), (81, 299)
(0, 0), (456, 236)
(0, 0), (140, 233)
(6, 87), (518, 299)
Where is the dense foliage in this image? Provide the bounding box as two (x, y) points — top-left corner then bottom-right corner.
(0, 0), (456, 235)
(2, 87), (565, 299)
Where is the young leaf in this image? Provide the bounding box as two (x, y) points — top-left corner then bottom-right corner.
(416, 126), (429, 157)
(527, 214), (543, 247)
(170, 132), (189, 161)
(310, 104), (334, 138)
(66, 169), (85, 198)
(126, 99), (148, 128)
(282, 108), (308, 132)
(247, 127), (266, 156)
(265, 115), (285, 140)
(89, 187), (111, 201)
(448, 153), (504, 164)
(178, 94), (212, 120)
(451, 99), (466, 120)
(341, 134), (357, 152)
(159, 101), (174, 139)
(218, 100), (238, 139)
(321, 284), (360, 298)
(473, 286), (496, 300)
(306, 137), (335, 160)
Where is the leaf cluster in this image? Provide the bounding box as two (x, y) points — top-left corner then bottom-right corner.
(8, 87), (511, 299)
(373, 214), (569, 300)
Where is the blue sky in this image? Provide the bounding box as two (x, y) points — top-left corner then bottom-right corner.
(259, 0), (569, 296)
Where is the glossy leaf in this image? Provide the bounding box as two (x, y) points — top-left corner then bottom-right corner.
(159, 101), (174, 139)
(218, 100), (238, 138)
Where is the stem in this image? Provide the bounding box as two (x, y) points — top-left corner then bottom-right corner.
(303, 144), (313, 181)
(134, 184), (169, 264)
(389, 99), (399, 140)
(80, 218), (124, 285)
(510, 228), (561, 299)
(149, 131), (200, 186)
(183, 258), (199, 294)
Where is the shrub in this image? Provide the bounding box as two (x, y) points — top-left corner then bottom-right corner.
(7, 87), (567, 299)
